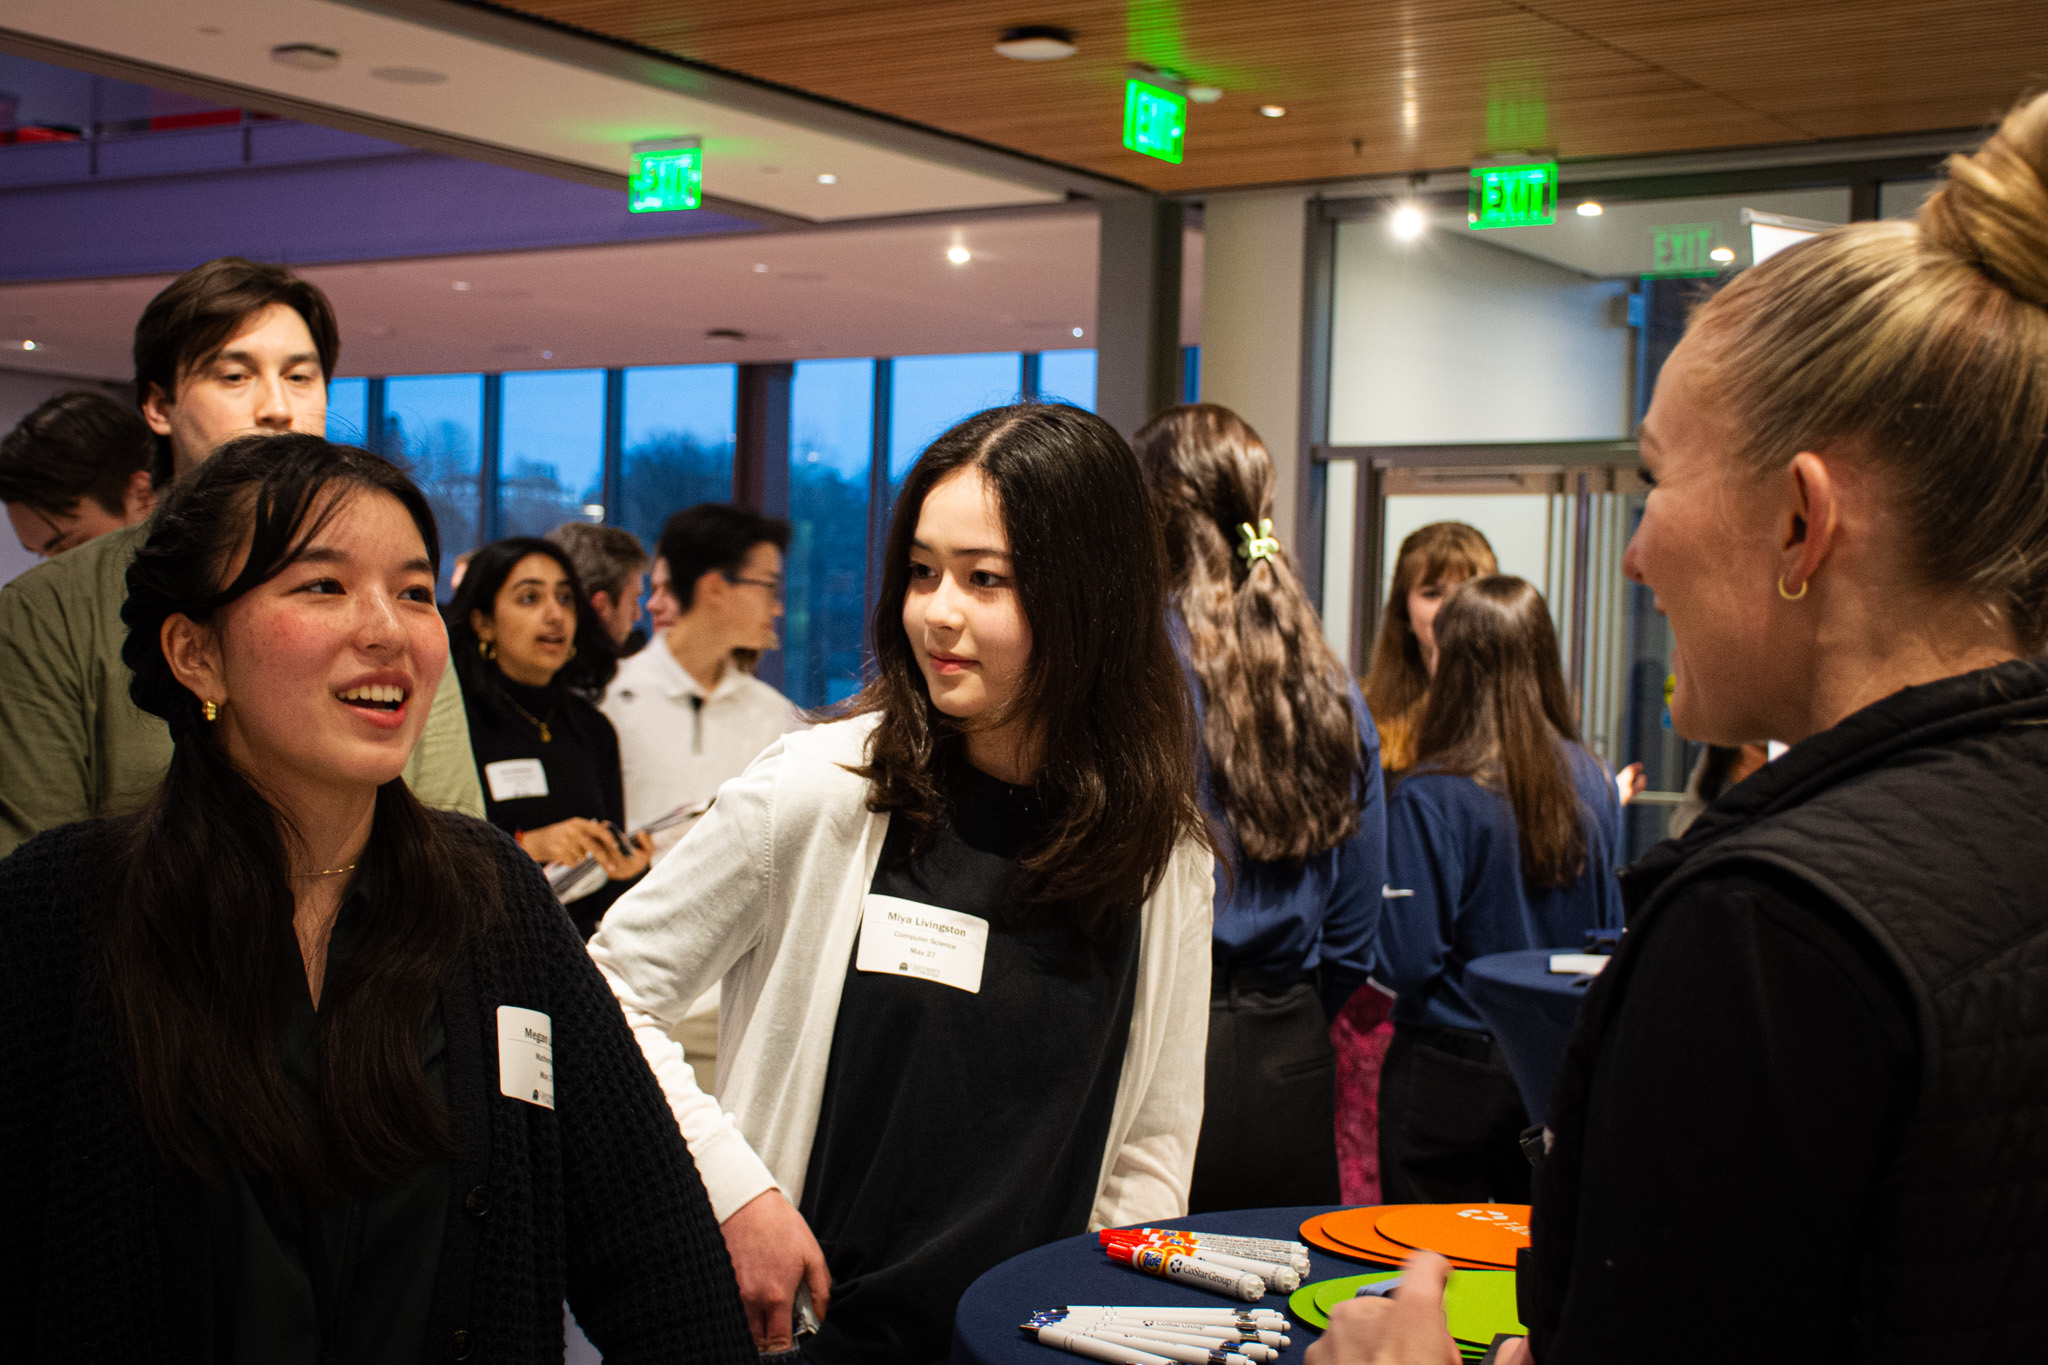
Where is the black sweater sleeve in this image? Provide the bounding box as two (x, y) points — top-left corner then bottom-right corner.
(1543, 867), (1917, 1364)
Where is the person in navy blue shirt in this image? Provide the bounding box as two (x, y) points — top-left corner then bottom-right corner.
(1377, 574), (1621, 1204)
(1134, 403), (1388, 1213)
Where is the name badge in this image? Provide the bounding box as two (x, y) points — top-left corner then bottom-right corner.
(855, 894), (989, 994)
(497, 1005), (554, 1109)
(485, 757), (549, 802)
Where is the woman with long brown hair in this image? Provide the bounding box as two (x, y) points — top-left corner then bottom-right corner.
(1361, 522), (1498, 776)
(1375, 575), (1622, 1204)
(588, 404), (1215, 1364)
(0, 435), (753, 1362)
(1133, 403), (1385, 1214)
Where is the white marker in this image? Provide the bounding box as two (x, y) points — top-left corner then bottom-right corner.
(1062, 1305), (1291, 1329)
(1114, 1231), (1312, 1274)
(1078, 1328), (1252, 1365)
(1111, 1245), (1266, 1301)
(1080, 1324), (1276, 1362)
(1175, 1247), (1301, 1293)
(1047, 1310), (1287, 1350)
(1029, 1323), (1178, 1365)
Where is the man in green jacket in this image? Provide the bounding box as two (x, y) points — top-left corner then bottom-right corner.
(0, 257), (483, 858)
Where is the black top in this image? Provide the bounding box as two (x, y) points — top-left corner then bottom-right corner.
(0, 813), (756, 1365)
(463, 670), (635, 938)
(1531, 865), (1914, 1362)
(201, 888), (451, 1365)
(798, 761), (1142, 1365)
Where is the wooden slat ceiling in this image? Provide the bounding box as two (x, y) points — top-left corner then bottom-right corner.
(502, 0), (2048, 193)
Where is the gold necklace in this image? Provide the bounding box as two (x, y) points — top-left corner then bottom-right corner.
(502, 691), (554, 743)
(295, 861), (359, 878)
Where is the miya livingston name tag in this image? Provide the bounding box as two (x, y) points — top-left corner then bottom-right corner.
(855, 894), (989, 994)
(497, 1005), (555, 1110)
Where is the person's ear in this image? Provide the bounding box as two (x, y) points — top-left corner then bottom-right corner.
(123, 468), (156, 523)
(693, 568), (727, 612)
(161, 613), (224, 711)
(1781, 451), (1840, 596)
(140, 383), (175, 438)
(590, 589), (616, 621)
(469, 608), (495, 643)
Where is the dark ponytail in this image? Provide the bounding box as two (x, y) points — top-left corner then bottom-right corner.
(1133, 404), (1368, 862)
(110, 433), (497, 1196)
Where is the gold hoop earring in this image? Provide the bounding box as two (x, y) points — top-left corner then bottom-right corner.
(1777, 575), (1809, 602)
(565, 643), (577, 662)
(202, 699), (219, 722)
(479, 639), (497, 661)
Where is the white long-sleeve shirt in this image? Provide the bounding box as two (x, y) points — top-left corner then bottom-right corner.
(586, 714), (1216, 1226)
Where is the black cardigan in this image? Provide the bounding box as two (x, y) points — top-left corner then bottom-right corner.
(0, 812), (756, 1365)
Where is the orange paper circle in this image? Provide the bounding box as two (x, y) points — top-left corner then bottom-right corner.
(1371, 1204), (1530, 1266)
(1302, 1208), (1501, 1270)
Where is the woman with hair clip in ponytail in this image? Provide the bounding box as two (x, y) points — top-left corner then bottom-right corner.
(1132, 403), (1387, 1213)
(1373, 575), (1622, 1207)
(589, 404), (1215, 1364)
(0, 434), (754, 1364)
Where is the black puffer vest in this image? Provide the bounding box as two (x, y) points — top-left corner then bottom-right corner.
(1523, 658), (2048, 1361)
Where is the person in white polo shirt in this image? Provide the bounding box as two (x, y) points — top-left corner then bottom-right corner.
(602, 502), (806, 1091)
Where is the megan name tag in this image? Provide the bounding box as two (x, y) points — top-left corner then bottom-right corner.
(497, 1005), (555, 1109)
(484, 757), (549, 802)
(855, 894), (989, 994)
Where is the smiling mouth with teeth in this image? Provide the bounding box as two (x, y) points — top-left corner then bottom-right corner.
(339, 684), (407, 710)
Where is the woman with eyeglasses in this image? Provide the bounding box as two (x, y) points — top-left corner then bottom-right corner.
(447, 537), (653, 939)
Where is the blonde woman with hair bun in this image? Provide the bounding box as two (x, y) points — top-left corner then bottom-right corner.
(1312, 90), (2048, 1365)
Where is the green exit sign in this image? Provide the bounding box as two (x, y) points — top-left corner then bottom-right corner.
(1469, 162), (1557, 229)
(629, 138), (702, 213)
(1648, 223), (1718, 277)
(1124, 78), (1187, 164)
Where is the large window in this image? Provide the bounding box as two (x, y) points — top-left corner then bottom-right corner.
(620, 365), (736, 554)
(500, 369), (606, 540)
(1036, 348), (1096, 410)
(887, 352), (1024, 493)
(381, 374), (483, 593)
(326, 376), (369, 445)
(787, 359), (873, 708)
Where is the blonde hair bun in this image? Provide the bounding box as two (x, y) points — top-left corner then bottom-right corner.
(1921, 91), (2048, 310)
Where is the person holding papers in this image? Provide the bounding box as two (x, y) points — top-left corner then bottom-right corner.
(0, 435), (753, 1362)
(588, 404), (1216, 1364)
(1374, 576), (1621, 1206)
(448, 537), (652, 939)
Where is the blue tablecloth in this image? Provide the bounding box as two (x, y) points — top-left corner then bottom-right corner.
(1463, 948), (1597, 1126)
(950, 1206), (1357, 1365)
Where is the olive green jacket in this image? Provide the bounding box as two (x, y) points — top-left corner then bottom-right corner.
(0, 523), (485, 858)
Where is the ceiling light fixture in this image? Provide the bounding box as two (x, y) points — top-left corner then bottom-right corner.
(752, 263), (769, 273)
(1259, 104), (1286, 118)
(817, 173), (837, 184)
(947, 245), (972, 265)
(1072, 327), (1084, 338)
(270, 43), (340, 72)
(451, 281), (470, 291)
(1188, 86), (1223, 104)
(18, 340), (38, 351)
(1390, 203), (1426, 241)
(371, 66), (447, 84)
(995, 26), (1077, 60)
(1709, 246), (1737, 263)
(541, 350), (554, 359)
(1576, 201), (1604, 217)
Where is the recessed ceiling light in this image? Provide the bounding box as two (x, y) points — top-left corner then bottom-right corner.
(1259, 104), (1286, 118)
(752, 263), (769, 273)
(371, 66), (447, 84)
(817, 173), (837, 184)
(270, 43), (340, 72)
(451, 281), (470, 291)
(1576, 201), (1604, 217)
(1390, 203), (1426, 240)
(1710, 246), (1737, 262)
(18, 340), (39, 351)
(1072, 327), (1084, 338)
(1188, 86), (1223, 104)
(947, 245), (972, 265)
(994, 26), (1076, 61)
(541, 349), (553, 359)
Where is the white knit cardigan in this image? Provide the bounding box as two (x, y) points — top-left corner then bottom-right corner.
(587, 715), (1215, 1226)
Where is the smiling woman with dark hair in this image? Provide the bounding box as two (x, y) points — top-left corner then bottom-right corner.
(589, 403), (1217, 1364)
(0, 434), (753, 1364)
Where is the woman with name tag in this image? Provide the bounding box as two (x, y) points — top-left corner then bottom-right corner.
(1374, 575), (1622, 1206)
(447, 537), (653, 939)
(588, 403), (1217, 1364)
(0, 435), (755, 1363)
(1130, 403), (1386, 1213)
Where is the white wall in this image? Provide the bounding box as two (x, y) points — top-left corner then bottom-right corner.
(0, 366), (136, 588)
(1328, 221), (1632, 446)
